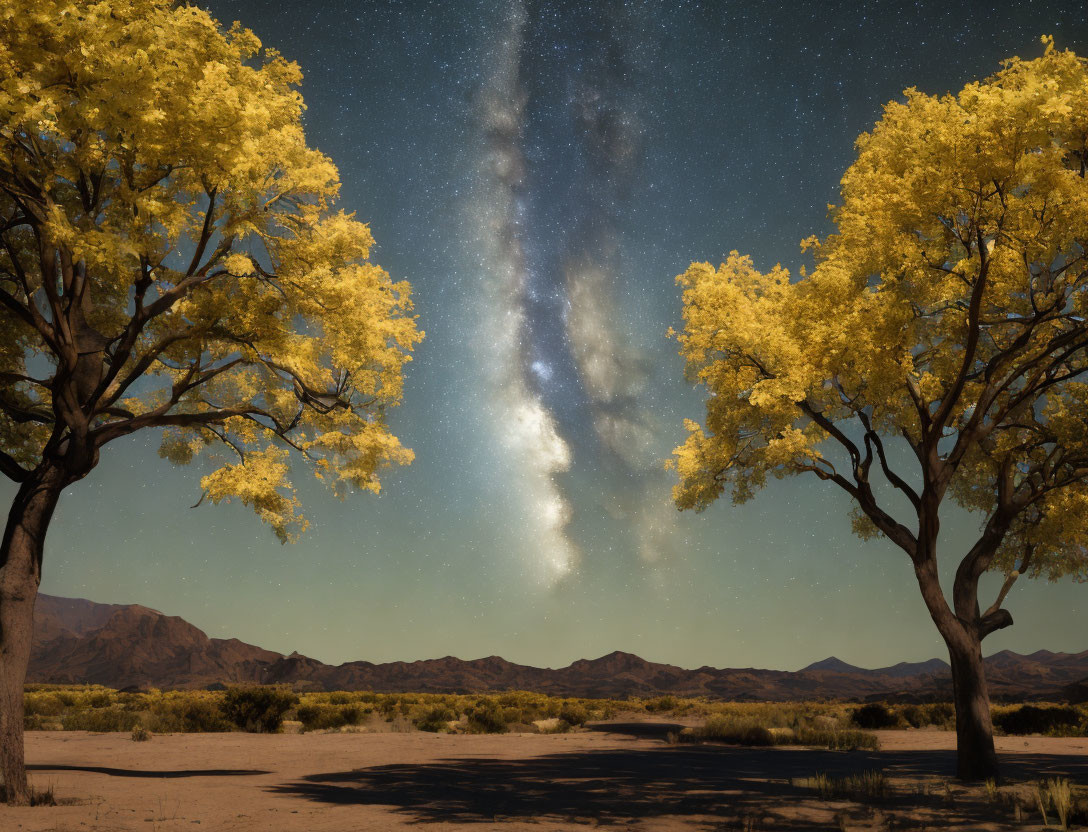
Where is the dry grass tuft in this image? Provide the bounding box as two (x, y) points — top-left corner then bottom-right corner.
(798, 770), (887, 801)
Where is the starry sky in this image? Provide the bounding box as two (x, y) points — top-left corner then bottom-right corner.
(17, 0), (1088, 671)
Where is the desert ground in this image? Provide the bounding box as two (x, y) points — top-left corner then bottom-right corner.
(3, 723), (1087, 831)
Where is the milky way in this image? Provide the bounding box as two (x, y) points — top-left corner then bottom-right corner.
(472, 1), (577, 583)
(471, 0), (672, 581)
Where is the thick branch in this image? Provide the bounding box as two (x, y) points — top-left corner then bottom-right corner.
(91, 405), (256, 445)
(978, 608), (1014, 639)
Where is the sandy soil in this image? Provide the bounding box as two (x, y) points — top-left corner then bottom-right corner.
(2, 723), (1086, 831)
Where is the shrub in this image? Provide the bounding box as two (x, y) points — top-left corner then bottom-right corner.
(24, 692), (66, 717)
(131, 725), (152, 742)
(645, 696), (677, 713)
(147, 694), (230, 733)
(995, 705), (1084, 736)
(558, 702), (589, 727)
(414, 705), (457, 732)
(296, 704), (365, 732)
(897, 702), (955, 729)
(794, 727), (879, 751)
(851, 703), (898, 730)
(61, 706), (140, 732)
(221, 686), (298, 733)
(465, 701), (508, 734)
(296, 705), (338, 731)
(534, 717), (569, 734)
(696, 715), (775, 746)
(85, 690), (112, 708)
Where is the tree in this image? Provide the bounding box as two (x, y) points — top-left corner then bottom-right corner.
(0, 0), (422, 803)
(670, 37), (1088, 781)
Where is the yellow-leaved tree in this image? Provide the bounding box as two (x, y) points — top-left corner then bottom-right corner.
(671, 37), (1088, 781)
(0, 0), (422, 803)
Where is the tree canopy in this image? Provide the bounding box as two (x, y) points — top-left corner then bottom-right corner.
(0, 0), (422, 539)
(672, 37), (1088, 595)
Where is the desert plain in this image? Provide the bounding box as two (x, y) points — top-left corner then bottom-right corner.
(2, 724), (1087, 831)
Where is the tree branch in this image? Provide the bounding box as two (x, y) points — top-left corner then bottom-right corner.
(857, 408), (921, 511)
(927, 231), (990, 441)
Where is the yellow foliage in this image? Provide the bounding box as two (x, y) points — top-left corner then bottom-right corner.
(672, 39), (1088, 585)
(0, 0), (422, 535)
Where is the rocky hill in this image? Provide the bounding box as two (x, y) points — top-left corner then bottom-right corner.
(28, 594), (1088, 701)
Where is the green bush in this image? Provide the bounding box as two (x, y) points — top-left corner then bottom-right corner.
(852, 702), (898, 730)
(221, 686), (298, 733)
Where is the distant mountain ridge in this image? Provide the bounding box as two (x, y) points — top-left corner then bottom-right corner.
(28, 594), (1088, 702)
(801, 656), (952, 678)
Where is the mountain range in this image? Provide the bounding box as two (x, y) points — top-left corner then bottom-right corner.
(28, 593), (1088, 702)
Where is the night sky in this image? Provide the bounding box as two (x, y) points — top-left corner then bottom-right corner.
(18, 1), (1088, 671)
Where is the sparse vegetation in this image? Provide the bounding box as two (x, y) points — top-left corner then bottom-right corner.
(691, 715), (879, 750)
(14, 685), (1088, 827)
(0, 781), (54, 806)
(21, 685), (1088, 748)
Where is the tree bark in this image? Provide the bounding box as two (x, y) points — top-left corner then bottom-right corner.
(0, 466), (63, 805)
(946, 629), (999, 781)
(914, 553), (1001, 781)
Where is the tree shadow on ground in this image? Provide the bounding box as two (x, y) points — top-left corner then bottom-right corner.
(269, 733), (1088, 827)
(28, 764), (270, 778)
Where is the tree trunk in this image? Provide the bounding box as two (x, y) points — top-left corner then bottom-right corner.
(915, 554), (1001, 782)
(0, 467), (63, 805)
(946, 632), (999, 781)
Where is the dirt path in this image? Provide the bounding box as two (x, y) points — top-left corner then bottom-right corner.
(2, 726), (1086, 831)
